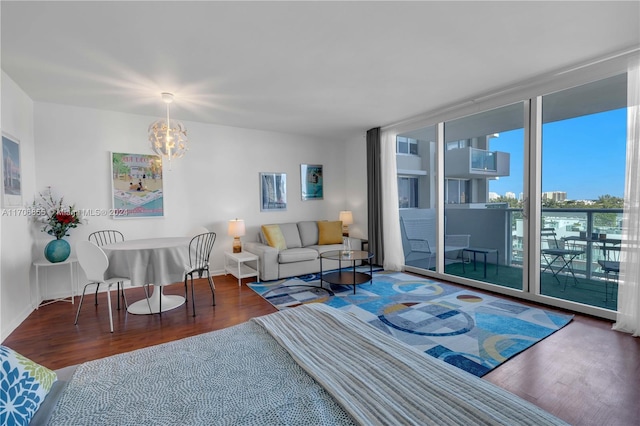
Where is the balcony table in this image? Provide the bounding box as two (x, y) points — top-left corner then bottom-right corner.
(462, 247), (499, 278)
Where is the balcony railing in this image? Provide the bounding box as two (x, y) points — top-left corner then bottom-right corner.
(444, 147), (510, 179)
(470, 148), (496, 171)
(506, 208), (623, 281)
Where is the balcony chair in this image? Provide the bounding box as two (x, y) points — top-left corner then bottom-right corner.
(75, 241), (130, 333)
(400, 217), (470, 270)
(541, 228), (585, 290)
(597, 243), (620, 303)
(88, 230), (127, 310)
(400, 217), (435, 269)
(184, 232), (217, 317)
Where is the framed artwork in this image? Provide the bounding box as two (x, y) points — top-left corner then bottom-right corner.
(301, 164), (323, 200)
(111, 152), (164, 218)
(260, 172), (287, 211)
(2, 132), (23, 207)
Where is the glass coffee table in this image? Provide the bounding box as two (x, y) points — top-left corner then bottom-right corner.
(320, 250), (374, 294)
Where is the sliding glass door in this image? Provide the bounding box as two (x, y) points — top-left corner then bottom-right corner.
(539, 74), (627, 310)
(394, 69), (630, 316)
(443, 103), (525, 290)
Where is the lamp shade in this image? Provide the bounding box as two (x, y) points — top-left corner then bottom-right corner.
(227, 219), (246, 237)
(339, 211), (353, 225)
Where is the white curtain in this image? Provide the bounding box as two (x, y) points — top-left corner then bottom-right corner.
(613, 57), (640, 337)
(380, 130), (404, 271)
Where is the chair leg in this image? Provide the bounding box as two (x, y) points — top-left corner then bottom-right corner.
(190, 274), (196, 317)
(207, 273), (215, 306)
(116, 282), (121, 310)
(184, 275), (189, 302)
(75, 282), (97, 325)
(106, 284), (114, 333)
(94, 286), (100, 306)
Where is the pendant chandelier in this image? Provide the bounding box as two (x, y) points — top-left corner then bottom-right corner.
(148, 92), (188, 169)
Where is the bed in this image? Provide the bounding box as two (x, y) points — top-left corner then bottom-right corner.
(25, 304), (566, 425)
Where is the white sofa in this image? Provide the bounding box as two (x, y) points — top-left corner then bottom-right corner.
(244, 221), (362, 281)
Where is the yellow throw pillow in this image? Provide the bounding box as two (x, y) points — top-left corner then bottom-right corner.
(318, 221), (343, 245)
(262, 224), (287, 250)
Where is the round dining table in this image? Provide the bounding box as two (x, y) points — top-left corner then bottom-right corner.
(102, 237), (191, 315)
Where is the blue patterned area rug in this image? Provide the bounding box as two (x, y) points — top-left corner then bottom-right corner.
(248, 269), (574, 377)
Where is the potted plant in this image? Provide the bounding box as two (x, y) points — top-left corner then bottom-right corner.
(33, 187), (81, 263)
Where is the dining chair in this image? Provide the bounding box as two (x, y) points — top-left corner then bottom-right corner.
(184, 232), (217, 317)
(598, 243), (620, 303)
(75, 240), (130, 333)
(88, 230), (127, 310)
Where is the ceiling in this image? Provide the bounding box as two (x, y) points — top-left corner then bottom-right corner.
(2, 1), (639, 140)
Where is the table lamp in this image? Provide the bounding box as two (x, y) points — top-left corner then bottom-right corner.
(339, 211), (353, 236)
(228, 219), (246, 253)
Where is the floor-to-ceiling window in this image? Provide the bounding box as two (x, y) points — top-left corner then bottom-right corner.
(393, 61), (632, 319)
(397, 126), (438, 270)
(443, 103), (525, 289)
(539, 74), (627, 310)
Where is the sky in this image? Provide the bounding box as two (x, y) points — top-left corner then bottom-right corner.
(489, 108), (627, 200)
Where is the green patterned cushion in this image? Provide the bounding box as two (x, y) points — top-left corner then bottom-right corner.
(0, 345), (57, 425)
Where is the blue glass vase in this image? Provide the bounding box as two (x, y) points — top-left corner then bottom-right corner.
(44, 238), (71, 263)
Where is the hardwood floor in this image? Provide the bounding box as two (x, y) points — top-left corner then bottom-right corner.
(3, 273), (639, 425)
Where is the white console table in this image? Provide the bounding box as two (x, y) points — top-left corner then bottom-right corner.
(33, 257), (78, 308)
(224, 251), (259, 286)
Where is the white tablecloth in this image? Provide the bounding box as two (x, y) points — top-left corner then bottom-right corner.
(103, 237), (190, 287)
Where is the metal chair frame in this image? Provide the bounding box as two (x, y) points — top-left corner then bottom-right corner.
(183, 232), (217, 316)
(598, 244), (620, 303)
(541, 228), (585, 290)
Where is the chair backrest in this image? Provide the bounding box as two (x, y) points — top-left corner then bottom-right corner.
(189, 232), (217, 270)
(541, 228), (562, 249)
(76, 240), (109, 282)
(601, 243), (621, 262)
(400, 217), (431, 255)
(89, 230), (124, 246)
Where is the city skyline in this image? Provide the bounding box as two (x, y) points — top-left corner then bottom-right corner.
(489, 108), (627, 200)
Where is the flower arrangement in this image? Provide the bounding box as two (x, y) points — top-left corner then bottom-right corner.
(33, 187), (81, 240)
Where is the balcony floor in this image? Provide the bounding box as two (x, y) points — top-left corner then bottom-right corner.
(441, 262), (618, 311)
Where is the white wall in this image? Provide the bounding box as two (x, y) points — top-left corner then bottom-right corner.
(1, 85), (369, 341)
(32, 102), (353, 290)
(343, 132), (368, 239)
(1, 71), (37, 340)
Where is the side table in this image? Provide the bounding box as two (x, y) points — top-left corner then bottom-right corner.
(224, 251), (259, 286)
(461, 247), (499, 278)
(33, 257), (78, 308)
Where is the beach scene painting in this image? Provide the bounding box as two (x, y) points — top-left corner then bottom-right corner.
(111, 152), (163, 218)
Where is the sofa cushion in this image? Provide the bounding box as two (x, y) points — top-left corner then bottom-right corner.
(261, 225), (287, 250)
(318, 221), (343, 245)
(298, 221), (319, 247)
(278, 248), (318, 264)
(310, 244), (347, 255)
(279, 223), (303, 248)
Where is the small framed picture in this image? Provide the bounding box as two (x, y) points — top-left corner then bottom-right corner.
(260, 172), (287, 211)
(301, 164), (323, 200)
(2, 132), (23, 207)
